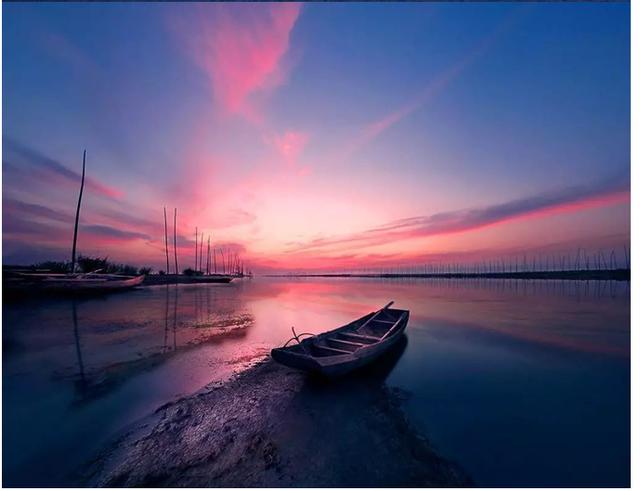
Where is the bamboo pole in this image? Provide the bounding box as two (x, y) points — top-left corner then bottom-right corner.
(199, 233), (204, 273)
(163, 207), (170, 274)
(173, 208), (178, 275)
(71, 150), (86, 273)
(195, 227), (198, 271)
(206, 236), (211, 275)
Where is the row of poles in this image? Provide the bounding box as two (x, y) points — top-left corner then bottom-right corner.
(162, 207), (246, 276)
(192, 226), (245, 275)
(290, 247), (630, 276)
(163, 207), (179, 275)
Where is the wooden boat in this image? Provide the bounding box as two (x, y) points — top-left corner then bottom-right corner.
(142, 274), (234, 286)
(271, 301), (409, 377)
(187, 275), (233, 284)
(4, 272), (145, 294)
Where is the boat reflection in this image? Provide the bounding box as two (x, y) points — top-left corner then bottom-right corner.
(265, 336), (469, 486)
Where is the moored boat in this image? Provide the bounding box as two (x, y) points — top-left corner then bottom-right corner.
(4, 272), (145, 294)
(271, 301), (409, 377)
(142, 274), (234, 286)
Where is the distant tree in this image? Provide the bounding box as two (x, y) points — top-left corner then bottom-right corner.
(35, 261), (70, 273)
(139, 267), (153, 275)
(77, 255), (109, 273)
(118, 264), (138, 275)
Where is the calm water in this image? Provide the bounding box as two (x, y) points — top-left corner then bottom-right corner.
(2, 277), (630, 486)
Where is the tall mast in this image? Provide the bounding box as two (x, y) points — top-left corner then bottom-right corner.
(173, 208), (178, 275)
(199, 233), (204, 272)
(206, 236), (211, 275)
(163, 207), (170, 274)
(71, 150), (86, 273)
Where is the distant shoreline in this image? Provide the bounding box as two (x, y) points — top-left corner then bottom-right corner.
(265, 269), (630, 282)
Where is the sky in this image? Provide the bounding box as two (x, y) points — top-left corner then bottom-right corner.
(2, 2), (630, 272)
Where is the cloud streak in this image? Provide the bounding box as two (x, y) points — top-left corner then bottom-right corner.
(343, 6), (529, 159)
(3, 139), (123, 199)
(287, 177), (630, 254)
(2, 198), (73, 223)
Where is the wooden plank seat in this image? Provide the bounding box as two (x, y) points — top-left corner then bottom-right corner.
(271, 301), (410, 376)
(313, 344), (351, 356)
(338, 332), (380, 343)
(327, 338), (365, 351)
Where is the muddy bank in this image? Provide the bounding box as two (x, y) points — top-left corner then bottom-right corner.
(80, 339), (470, 487)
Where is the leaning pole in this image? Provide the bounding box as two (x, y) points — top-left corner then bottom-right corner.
(71, 150), (86, 273)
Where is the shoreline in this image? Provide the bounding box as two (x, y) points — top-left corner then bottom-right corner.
(78, 347), (470, 487)
(265, 268), (630, 282)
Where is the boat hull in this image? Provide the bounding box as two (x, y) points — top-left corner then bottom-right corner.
(271, 307), (410, 377)
(3, 273), (145, 295)
(142, 275), (234, 286)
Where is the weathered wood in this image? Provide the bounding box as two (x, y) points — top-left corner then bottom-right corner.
(272, 302), (409, 377)
(356, 301), (394, 334)
(338, 332), (380, 342)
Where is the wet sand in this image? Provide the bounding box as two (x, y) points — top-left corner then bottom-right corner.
(80, 340), (470, 487)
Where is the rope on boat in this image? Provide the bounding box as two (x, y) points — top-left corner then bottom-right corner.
(283, 326), (315, 354)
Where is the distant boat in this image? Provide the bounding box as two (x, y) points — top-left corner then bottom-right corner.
(4, 272), (145, 294)
(142, 274), (234, 286)
(271, 301), (409, 377)
(188, 275), (233, 284)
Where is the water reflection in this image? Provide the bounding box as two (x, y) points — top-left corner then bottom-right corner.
(66, 285), (255, 405)
(3, 277), (630, 487)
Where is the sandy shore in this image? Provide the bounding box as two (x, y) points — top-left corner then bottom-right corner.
(79, 344), (470, 487)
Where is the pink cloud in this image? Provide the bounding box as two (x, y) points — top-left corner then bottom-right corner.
(172, 3), (301, 121)
(3, 139), (124, 199)
(285, 179), (630, 255)
(269, 130), (309, 166)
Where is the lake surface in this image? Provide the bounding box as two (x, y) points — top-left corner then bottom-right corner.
(2, 277), (630, 486)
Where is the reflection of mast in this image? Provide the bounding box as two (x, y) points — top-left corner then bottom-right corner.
(163, 285), (169, 352)
(173, 285), (178, 350)
(72, 301), (87, 391)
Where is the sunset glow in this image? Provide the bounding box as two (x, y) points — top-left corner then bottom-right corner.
(3, 2), (630, 271)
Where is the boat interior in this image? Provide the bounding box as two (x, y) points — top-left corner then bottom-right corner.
(289, 308), (406, 358)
